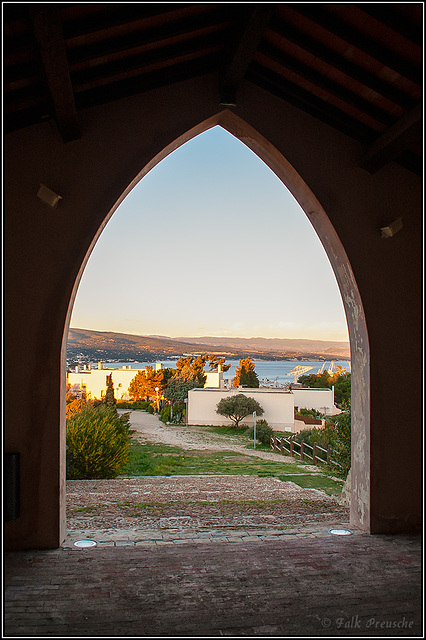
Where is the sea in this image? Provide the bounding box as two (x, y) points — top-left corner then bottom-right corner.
(97, 359), (351, 387)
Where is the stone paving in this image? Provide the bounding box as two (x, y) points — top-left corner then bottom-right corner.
(5, 527), (422, 637)
(62, 520), (359, 548)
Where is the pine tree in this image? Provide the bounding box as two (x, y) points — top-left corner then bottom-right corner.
(233, 358), (259, 388)
(104, 374), (116, 407)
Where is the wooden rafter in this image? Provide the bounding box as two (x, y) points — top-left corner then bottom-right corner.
(219, 6), (275, 106)
(360, 102), (423, 173)
(29, 5), (80, 142)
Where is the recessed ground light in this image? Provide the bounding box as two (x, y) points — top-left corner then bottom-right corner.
(329, 528), (352, 536)
(74, 539), (97, 547)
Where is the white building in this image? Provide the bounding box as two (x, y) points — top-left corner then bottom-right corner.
(67, 362), (163, 401)
(291, 387), (340, 417)
(188, 387), (295, 430)
(187, 369), (341, 432)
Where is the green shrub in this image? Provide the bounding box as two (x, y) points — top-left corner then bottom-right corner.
(297, 408), (323, 418)
(161, 402), (186, 424)
(160, 404), (171, 423)
(249, 419), (274, 446)
(326, 403), (351, 478)
(293, 426), (332, 450)
(134, 400), (155, 412)
(115, 400), (154, 412)
(116, 401), (133, 409)
(66, 404), (131, 479)
(292, 405), (351, 479)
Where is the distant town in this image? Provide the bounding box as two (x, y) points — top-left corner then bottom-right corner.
(67, 328), (350, 370)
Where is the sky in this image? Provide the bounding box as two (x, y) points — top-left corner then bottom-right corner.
(70, 126), (349, 342)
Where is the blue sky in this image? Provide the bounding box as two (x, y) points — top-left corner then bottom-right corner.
(70, 126), (349, 342)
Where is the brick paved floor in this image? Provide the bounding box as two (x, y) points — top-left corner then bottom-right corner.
(4, 531), (422, 637)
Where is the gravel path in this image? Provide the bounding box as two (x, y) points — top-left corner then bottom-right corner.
(124, 410), (299, 464)
(66, 411), (349, 540)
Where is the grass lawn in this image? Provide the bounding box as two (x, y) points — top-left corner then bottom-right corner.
(120, 440), (344, 496)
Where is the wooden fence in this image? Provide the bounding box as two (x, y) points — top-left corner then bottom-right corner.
(270, 435), (342, 468)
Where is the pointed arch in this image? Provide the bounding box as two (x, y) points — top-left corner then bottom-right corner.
(63, 111), (370, 532)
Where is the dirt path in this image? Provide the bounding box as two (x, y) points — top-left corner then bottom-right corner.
(123, 410), (302, 466)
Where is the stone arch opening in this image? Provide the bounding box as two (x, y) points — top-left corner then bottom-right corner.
(63, 110), (369, 535)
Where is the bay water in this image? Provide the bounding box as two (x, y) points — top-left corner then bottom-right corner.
(100, 359), (351, 387)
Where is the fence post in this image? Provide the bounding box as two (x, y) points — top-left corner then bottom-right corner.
(300, 440), (304, 461)
(280, 438), (284, 455)
(313, 443), (317, 465)
(275, 436), (279, 452)
(270, 436), (274, 451)
(290, 437), (294, 457)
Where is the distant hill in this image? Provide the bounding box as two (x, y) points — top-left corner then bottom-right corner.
(175, 335), (350, 357)
(67, 328), (350, 365)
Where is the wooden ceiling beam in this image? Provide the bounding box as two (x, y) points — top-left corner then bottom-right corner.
(219, 6), (275, 106)
(29, 5), (80, 142)
(360, 102), (422, 173)
(269, 13), (415, 109)
(293, 5), (421, 85)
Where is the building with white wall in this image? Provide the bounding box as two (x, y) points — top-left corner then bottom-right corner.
(188, 387), (295, 430)
(188, 383), (340, 433)
(291, 387), (340, 417)
(67, 362), (163, 401)
(67, 366), (136, 400)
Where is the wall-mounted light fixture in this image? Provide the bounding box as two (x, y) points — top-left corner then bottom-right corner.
(380, 217), (403, 239)
(37, 183), (62, 208)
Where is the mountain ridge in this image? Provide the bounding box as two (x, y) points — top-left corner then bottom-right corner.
(67, 328), (350, 364)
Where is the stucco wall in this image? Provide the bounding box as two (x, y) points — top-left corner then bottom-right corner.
(291, 388), (338, 416)
(67, 368), (138, 401)
(189, 388), (296, 429)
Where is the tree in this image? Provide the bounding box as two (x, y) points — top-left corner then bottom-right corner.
(165, 377), (197, 404)
(298, 370), (351, 408)
(298, 371), (330, 388)
(207, 355), (231, 372)
(333, 372), (351, 407)
(233, 358), (259, 388)
(175, 355), (207, 387)
(164, 377), (198, 421)
(104, 374), (116, 407)
(66, 397), (86, 419)
(216, 394), (264, 428)
(128, 367), (165, 401)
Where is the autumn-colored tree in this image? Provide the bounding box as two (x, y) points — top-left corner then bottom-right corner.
(66, 382), (84, 403)
(233, 358), (259, 388)
(128, 367), (165, 401)
(66, 398), (86, 419)
(207, 355), (231, 372)
(175, 355), (207, 387)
